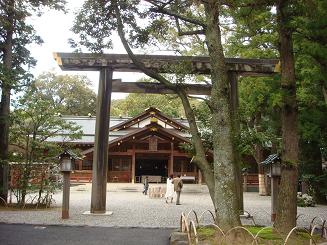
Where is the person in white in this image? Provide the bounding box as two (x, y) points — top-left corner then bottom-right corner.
(165, 174), (174, 203)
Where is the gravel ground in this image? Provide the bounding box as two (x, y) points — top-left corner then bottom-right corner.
(0, 183), (326, 229)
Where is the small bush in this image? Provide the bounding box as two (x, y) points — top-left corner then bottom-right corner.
(297, 192), (315, 207)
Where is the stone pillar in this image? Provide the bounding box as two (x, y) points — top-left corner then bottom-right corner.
(91, 68), (112, 214)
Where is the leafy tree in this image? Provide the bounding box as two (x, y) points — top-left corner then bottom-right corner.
(295, 0), (327, 104)
(34, 71), (97, 116)
(225, 0), (326, 231)
(72, 0), (246, 229)
(0, 0), (66, 203)
(111, 93), (184, 118)
(9, 87), (82, 206)
(296, 46), (327, 203)
(111, 78), (199, 118)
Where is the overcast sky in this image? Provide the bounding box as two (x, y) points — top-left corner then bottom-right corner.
(28, 1), (145, 99)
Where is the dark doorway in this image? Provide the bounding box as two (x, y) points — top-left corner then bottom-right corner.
(136, 158), (168, 177)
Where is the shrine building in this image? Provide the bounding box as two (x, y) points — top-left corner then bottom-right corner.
(50, 107), (204, 184)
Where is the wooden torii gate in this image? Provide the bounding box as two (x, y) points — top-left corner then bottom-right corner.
(54, 52), (278, 214)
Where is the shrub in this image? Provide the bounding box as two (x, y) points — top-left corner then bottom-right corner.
(297, 192), (315, 207)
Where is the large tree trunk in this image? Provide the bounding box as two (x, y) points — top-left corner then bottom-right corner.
(0, 0), (14, 203)
(204, 1), (241, 229)
(274, 0), (299, 233)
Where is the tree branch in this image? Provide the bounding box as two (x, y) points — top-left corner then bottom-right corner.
(187, 95), (209, 103)
(146, 0), (207, 28)
(175, 17), (205, 36)
(114, 1), (177, 92)
(114, 0), (212, 179)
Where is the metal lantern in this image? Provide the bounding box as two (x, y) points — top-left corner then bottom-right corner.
(270, 162), (281, 177)
(61, 157), (73, 172)
(59, 150), (75, 172)
(58, 149), (80, 219)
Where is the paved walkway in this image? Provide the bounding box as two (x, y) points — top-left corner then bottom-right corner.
(0, 183), (326, 228)
(0, 223), (172, 245)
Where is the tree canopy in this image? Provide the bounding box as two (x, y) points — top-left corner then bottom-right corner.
(33, 71), (97, 116)
(0, 0), (66, 204)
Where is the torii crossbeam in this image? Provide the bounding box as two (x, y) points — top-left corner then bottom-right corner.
(54, 52), (278, 214)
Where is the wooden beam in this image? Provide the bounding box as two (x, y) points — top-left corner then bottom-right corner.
(54, 52), (278, 75)
(111, 79), (211, 95)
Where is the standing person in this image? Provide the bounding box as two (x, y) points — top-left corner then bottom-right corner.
(172, 175), (183, 205)
(143, 176), (149, 195)
(165, 174), (174, 203)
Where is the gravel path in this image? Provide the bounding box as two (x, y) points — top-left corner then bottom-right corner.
(0, 183), (326, 228)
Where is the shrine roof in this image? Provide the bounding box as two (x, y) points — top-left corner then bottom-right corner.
(81, 121), (191, 155)
(47, 108), (190, 144)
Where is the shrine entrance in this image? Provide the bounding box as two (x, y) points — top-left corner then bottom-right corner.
(135, 156), (168, 183)
(53, 52), (278, 214)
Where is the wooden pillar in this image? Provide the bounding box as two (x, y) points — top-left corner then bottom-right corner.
(169, 142), (174, 175)
(62, 172), (70, 219)
(91, 68), (113, 214)
(198, 169), (202, 184)
(271, 177), (279, 221)
(131, 144), (135, 183)
(243, 173), (248, 192)
(78, 160), (82, 170)
(228, 71), (243, 212)
(258, 165), (268, 195)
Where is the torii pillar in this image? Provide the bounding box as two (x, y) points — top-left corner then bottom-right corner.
(90, 68), (112, 214)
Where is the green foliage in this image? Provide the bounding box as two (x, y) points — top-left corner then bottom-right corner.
(225, 5), (278, 59)
(196, 225), (324, 244)
(111, 93), (184, 118)
(70, 0), (148, 52)
(10, 91), (82, 151)
(300, 172), (327, 204)
(9, 85), (82, 206)
(223, 5), (282, 162)
(196, 226), (216, 239)
(297, 192), (315, 207)
(0, 0), (67, 200)
(110, 78), (201, 117)
(192, 101), (213, 151)
(112, 93), (181, 117)
(0, 0), (66, 89)
(237, 76), (281, 157)
(245, 226), (282, 241)
(33, 71), (97, 116)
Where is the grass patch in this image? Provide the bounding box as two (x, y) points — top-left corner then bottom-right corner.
(197, 226), (216, 239)
(245, 226), (282, 240)
(194, 225), (326, 245)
